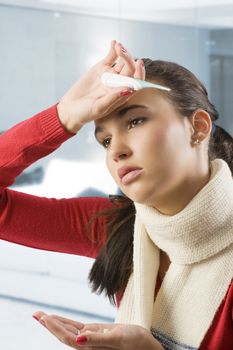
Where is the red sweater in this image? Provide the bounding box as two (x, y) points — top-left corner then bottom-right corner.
(0, 105), (232, 349)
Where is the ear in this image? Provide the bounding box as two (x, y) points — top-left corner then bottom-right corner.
(189, 109), (212, 144)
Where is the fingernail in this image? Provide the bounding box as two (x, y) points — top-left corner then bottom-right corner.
(76, 335), (87, 345)
(119, 43), (127, 53)
(32, 315), (39, 321)
(141, 61), (145, 68)
(120, 89), (133, 97)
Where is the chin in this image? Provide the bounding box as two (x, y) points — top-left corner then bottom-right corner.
(122, 186), (155, 205)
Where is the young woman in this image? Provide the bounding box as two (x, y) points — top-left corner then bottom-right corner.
(0, 41), (232, 350)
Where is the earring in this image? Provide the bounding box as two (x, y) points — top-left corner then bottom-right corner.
(192, 139), (201, 145)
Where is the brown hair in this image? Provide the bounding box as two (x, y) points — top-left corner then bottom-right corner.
(89, 60), (233, 303)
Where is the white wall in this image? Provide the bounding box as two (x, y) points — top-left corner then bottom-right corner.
(0, 4), (211, 167)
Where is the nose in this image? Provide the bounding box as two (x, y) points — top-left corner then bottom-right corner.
(109, 136), (132, 162)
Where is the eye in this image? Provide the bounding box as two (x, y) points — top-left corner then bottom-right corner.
(102, 136), (111, 149)
(127, 117), (146, 130)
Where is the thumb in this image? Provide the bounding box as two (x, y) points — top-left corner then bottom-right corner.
(76, 330), (120, 348)
(103, 40), (118, 66)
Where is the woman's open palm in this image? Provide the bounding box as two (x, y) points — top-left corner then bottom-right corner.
(33, 311), (164, 350)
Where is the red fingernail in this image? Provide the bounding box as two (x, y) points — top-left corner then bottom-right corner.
(76, 335), (87, 345)
(119, 43), (127, 53)
(120, 89), (133, 97)
(32, 315), (39, 321)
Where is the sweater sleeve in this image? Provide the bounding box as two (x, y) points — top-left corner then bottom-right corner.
(0, 105), (112, 258)
(200, 280), (233, 350)
(0, 105), (74, 189)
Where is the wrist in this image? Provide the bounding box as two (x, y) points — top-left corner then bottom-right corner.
(141, 328), (164, 350)
(57, 102), (83, 134)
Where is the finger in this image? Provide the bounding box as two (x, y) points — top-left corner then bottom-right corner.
(76, 330), (120, 348)
(92, 88), (134, 119)
(42, 316), (83, 336)
(103, 40), (118, 66)
(33, 311), (84, 333)
(104, 92), (134, 115)
(33, 311), (48, 321)
(134, 59), (146, 80)
(115, 42), (135, 77)
(57, 321), (81, 335)
(40, 315), (79, 348)
(45, 314), (84, 330)
(112, 59), (124, 73)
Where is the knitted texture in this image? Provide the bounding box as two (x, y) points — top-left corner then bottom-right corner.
(115, 159), (233, 348)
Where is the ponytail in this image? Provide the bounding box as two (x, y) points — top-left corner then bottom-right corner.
(209, 125), (233, 175)
(88, 197), (135, 304)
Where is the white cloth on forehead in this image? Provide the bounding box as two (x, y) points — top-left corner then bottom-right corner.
(115, 159), (233, 348)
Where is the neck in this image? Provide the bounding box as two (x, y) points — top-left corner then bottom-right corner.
(135, 159), (233, 264)
(151, 164), (211, 216)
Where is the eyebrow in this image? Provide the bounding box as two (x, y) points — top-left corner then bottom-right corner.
(94, 104), (148, 138)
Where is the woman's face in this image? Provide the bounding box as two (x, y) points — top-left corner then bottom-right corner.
(95, 89), (196, 208)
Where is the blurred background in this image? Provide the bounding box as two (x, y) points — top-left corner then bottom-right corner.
(0, 0), (233, 349)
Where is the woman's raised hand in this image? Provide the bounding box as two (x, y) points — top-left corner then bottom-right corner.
(57, 40), (145, 133)
(33, 311), (164, 350)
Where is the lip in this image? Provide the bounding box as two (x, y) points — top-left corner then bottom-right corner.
(117, 166), (143, 185)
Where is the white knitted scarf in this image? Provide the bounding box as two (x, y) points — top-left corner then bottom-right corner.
(115, 159), (233, 349)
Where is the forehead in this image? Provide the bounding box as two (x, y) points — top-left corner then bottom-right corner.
(95, 88), (165, 127)
(94, 89), (178, 140)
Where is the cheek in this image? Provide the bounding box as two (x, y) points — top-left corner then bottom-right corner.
(136, 125), (170, 155)
(157, 122), (188, 151)
(136, 123), (188, 168)
(155, 125), (192, 177)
